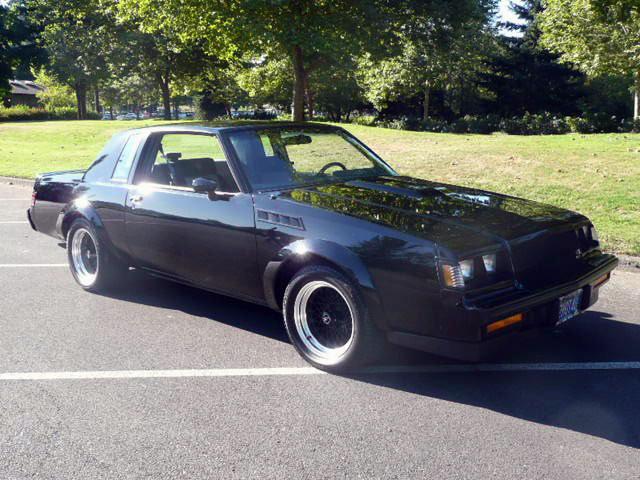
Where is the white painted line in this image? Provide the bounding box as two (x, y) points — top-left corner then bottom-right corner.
(0, 264), (67, 267)
(0, 367), (324, 381)
(0, 221), (28, 224)
(1, 361), (639, 381)
(0, 198), (28, 201)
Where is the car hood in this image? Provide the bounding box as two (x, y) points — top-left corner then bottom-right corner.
(281, 176), (587, 251)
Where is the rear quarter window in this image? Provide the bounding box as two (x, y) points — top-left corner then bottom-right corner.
(112, 133), (145, 181)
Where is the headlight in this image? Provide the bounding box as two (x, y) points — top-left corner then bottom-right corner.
(459, 259), (474, 279)
(440, 252), (503, 289)
(482, 254), (497, 273)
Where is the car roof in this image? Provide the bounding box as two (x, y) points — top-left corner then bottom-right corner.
(124, 121), (342, 136)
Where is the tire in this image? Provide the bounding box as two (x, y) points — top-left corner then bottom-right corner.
(66, 218), (126, 292)
(282, 265), (384, 373)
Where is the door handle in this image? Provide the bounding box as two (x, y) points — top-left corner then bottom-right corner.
(129, 194), (143, 208)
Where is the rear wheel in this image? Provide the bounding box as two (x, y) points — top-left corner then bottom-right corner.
(66, 218), (126, 291)
(283, 266), (384, 372)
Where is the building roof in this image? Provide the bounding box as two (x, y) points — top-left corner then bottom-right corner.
(10, 80), (45, 96)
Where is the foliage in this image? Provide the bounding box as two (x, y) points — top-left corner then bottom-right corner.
(539, 0), (640, 116)
(359, 0), (497, 120)
(539, 0), (640, 77)
(32, 68), (75, 109)
(0, 104), (100, 121)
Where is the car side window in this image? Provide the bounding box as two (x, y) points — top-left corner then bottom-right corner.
(112, 133), (144, 181)
(146, 133), (238, 192)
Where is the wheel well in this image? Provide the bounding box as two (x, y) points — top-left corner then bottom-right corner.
(273, 254), (347, 310)
(61, 212), (82, 239)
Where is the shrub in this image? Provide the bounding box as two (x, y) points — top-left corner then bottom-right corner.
(0, 105), (49, 122)
(350, 114), (378, 127)
(0, 105), (99, 122)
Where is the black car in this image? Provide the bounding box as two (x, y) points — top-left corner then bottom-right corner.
(28, 123), (618, 372)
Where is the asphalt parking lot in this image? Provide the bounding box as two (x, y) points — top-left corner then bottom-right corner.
(1, 181), (639, 479)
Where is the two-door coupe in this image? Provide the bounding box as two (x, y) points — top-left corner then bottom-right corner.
(28, 123), (618, 371)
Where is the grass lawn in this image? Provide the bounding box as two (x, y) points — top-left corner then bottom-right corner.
(1, 120), (638, 255)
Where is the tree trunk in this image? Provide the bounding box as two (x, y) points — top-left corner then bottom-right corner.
(94, 86), (101, 114)
(291, 45), (306, 122)
(303, 70), (314, 120)
(225, 104), (232, 119)
(75, 83), (87, 120)
(156, 71), (172, 120)
(173, 98), (179, 119)
(109, 105), (114, 120)
(634, 72), (640, 119)
(422, 83), (431, 121)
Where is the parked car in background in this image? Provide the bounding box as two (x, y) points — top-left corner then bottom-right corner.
(26, 123), (617, 372)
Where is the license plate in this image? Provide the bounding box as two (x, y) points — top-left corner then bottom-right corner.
(556, 289), (583, 326)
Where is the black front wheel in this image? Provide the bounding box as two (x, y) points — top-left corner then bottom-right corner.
(66, 218), (126, 292)
(283, 266), (384, 372)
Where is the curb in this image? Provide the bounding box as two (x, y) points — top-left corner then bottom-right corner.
(616, 255), (640, 273)
(0, 176), (34, 188)
(1, 174), (639, 272)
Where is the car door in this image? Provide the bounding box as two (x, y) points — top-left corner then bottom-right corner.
(124, 131), (262, 302)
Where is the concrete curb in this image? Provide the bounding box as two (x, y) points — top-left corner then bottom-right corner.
(616, 255), (640, 273)
(0, 176), (34, 188)
(1, 174), (639, 272)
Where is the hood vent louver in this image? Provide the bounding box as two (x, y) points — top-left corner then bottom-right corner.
(257, 209), (305, 230)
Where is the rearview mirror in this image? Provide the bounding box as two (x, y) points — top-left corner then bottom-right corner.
(192, 177), (218, 194)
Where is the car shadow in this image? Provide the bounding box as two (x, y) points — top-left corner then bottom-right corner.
(102, 272), (640, 448)
(98, 270), (289, 344)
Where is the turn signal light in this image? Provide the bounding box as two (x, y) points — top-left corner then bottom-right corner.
(593, 273), (610, 288)
(486, 313), (523, 334)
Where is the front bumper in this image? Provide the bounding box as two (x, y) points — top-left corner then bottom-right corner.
(387, 253), (618, 362)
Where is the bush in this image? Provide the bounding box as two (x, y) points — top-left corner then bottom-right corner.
(498, 113), (569, 135)
(350, 114), (378, 127)
(0, 105), (99, 122)
(340, 111), (639, 135)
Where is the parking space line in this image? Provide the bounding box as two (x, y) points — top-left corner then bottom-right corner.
(0, 221), (29, 224)
(1, 361), (639, 381)
(0, 264), (67, 267)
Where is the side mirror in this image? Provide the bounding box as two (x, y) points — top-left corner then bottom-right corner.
(192, 177), (218, 194)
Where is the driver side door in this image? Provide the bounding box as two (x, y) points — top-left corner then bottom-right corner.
(124, 132), (262, 302)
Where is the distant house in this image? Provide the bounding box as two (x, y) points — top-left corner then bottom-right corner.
(7, 80), (45, 107)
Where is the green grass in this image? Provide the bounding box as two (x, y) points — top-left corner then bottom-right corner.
(1, 120), (638, 255)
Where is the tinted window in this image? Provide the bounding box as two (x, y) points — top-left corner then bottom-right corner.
(227, 128), (393, 190)
(112, 133), (144, 181)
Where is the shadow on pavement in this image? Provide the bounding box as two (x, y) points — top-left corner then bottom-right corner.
(102, 272), (640, 448)
(99, 270), (288, 343)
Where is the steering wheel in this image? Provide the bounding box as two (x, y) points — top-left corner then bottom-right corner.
(317, 162), (347, 175)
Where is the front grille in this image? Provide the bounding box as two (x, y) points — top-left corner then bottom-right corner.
(510, 225), (596, 287)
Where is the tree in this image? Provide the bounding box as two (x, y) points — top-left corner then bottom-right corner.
(539, 0), (640, 117)
(119, 0), (402, 122)
(358, 0), (497, 120)
(30, 0), (114, 118)
(0, 0), (45, 104)
(32, 67), (75, 109)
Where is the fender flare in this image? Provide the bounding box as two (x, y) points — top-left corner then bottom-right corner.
(263, 239), (388, 330)
(57, 200), (126, 263)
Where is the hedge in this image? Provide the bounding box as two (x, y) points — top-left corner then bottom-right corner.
(0, 105), (101, 122)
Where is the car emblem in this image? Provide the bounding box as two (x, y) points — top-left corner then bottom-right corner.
(321, 312), (332, 325)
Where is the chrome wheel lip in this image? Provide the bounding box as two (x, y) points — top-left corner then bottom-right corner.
(293, 280), (355, 365)
(70, 227), (98, 287)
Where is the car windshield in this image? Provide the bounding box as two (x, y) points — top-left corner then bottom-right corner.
(226, 127), (395, 191)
